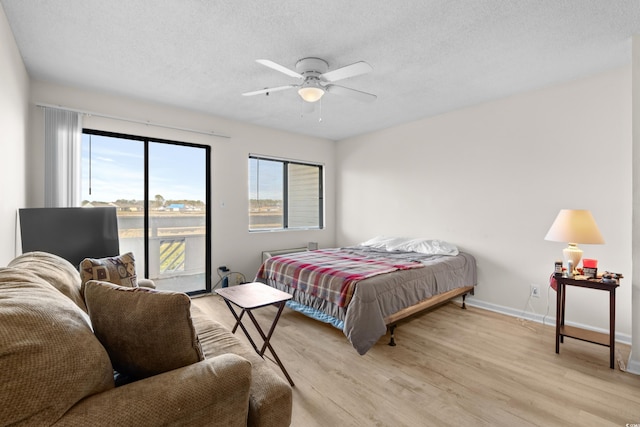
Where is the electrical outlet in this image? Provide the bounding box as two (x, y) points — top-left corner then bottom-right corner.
(530, 285), (540, 298)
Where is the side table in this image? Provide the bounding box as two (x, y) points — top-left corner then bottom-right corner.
(554, 274), (619, 369)
(215, 282), (295, 386)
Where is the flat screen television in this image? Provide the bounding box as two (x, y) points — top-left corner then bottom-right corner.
(19, 207), (120, 269)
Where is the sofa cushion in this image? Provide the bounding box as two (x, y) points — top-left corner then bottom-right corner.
(8, 251), (87, 312)
(83, 280), (204, 380)
(80, 252), (138, 288)
(0, 268), (114, 425)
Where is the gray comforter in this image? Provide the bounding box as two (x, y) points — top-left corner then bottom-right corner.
(259, 247), (477, 354)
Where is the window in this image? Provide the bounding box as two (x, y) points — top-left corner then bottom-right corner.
(249, 155), (323, 231)
(82, 129), (211, 295)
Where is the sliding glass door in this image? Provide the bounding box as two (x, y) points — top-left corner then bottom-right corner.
(147, 142), (209, 293)
(81, 130), (211, 294)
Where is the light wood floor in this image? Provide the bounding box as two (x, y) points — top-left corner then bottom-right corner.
(192, 294), (640, 427)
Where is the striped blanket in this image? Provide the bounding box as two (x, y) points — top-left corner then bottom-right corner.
(256, 248), (424, 307)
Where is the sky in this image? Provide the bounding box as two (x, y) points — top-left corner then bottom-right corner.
(248, 157), (283, 201)
(81, 134), (207, 203)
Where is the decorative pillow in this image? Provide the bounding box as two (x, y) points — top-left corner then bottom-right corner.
(8, 251), (88, 312)
(83, 280), (204, 380)
(80, 252), (138, 288)
(0, 268), (114, 425)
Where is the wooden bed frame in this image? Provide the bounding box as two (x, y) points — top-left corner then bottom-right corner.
(384, 285), (475, 346)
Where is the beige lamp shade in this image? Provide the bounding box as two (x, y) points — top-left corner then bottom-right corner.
(544, 209), (604, 272)
(544, 209), (604, 244)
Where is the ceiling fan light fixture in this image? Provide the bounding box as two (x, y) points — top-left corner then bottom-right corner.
(245, 57), (375, 103)
(298, 84), (325, 103)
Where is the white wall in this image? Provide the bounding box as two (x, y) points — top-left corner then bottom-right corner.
(336, 67), (633, 339)
(0, 4), (29, 265)
(629, 35), (640, 374)
(28, 81), (336, 281)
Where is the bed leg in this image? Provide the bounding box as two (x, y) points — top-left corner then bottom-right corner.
(388, 324), (397, 346)
(462, 294), (467, 310)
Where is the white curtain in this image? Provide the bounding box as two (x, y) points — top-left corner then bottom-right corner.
(44, 107), (82, 207)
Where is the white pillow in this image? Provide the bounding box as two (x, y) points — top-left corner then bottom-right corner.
(359, 236), (408, 249)
(360, 236), (459, 256)
(389, 238), (459, 256)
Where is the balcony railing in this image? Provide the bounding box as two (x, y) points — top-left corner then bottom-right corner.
(117, 214), (206, 292)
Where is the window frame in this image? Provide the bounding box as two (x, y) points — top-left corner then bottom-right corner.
(249, 154), (324, 232)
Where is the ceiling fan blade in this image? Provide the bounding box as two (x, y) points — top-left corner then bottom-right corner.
(325, 84), (377, 103)
(242, 85), (296, 97)
(256, 59), (303, 79)
(321, 61), (373, 82)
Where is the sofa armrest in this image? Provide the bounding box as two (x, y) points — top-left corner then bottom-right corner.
(54, 354), (251, 427)
(137, 278), (156, 289)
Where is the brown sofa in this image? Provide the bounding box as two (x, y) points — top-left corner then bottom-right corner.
(0, 252), (292, 426)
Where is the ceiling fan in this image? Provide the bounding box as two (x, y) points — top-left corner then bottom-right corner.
(242, 57), (377, 103)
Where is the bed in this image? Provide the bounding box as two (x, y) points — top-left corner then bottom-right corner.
(255, 237), (477, 355)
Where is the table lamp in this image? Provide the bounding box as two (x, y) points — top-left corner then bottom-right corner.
(544, 209), (604, 274)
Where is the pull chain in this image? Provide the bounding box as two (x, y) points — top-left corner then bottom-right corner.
(88, 134), (92, 195)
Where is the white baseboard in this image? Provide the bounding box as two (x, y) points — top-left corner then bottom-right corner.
(463, 296), (632, 346)
(627, 353), (640, 375)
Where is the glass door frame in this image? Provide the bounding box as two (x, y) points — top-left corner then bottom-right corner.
(83, 128), (212, 295)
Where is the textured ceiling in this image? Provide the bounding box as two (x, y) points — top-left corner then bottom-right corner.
(2, 0), (640, 141)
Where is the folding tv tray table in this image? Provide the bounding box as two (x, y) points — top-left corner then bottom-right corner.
(215, 282), (294, 386)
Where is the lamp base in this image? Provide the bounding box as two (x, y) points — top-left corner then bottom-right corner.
(563, 243), (582, 274)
